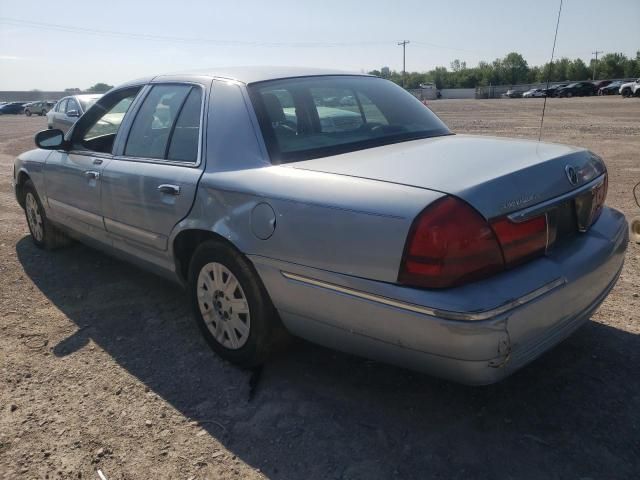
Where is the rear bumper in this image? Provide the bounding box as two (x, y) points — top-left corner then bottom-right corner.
(252, 207), (628, 384)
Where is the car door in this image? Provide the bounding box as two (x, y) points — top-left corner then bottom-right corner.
(51, 98), (68, 131)
(44, 87), (143, 238)
(59, 97), (81, 132)
(100, 82), (207, 252)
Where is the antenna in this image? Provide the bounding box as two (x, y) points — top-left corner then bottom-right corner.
(538, 0), (563, 142)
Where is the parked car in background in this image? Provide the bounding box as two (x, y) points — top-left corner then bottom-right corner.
(541, 84), (567, 97)
(522, 88), (545, 98)
(47, 94), (102, 132)
(504, 89), (524, 98)
(619, 78), (640, 98)
(0, 102), (27, 114)
(599, 81), (624, 95)
(555, 82), (597, 97)
(24, 101), (55, 117)
(13, 68), (627, 385)
(592, 80), (612, 91)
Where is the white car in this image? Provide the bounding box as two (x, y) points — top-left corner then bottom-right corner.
(619, 79), (640, 98)
(523, 88), (545, 98)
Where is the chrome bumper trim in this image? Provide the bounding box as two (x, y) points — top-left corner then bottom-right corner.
(280, 271), (567, 321)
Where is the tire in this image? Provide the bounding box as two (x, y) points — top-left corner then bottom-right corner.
(22, 180), (71, 250)
(188, 240), (289, 368)
(621, 88), (631, 98)
(41, 109), (47, 116)
(567, 91), (573, 98)
(25, 110), (32, 117)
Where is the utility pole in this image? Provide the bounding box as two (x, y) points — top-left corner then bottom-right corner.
(398, 40), (410, 88)
(591, 50), (603, 80)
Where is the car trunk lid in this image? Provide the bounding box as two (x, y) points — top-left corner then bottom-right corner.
(286, 134), (606, 220)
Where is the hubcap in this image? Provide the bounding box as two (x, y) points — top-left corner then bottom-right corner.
(25, 193), (44, 242)
(197, 262), (250, 350)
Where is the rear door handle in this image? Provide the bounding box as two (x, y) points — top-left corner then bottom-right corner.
(84, 170), (100, 180)
(157, 184), (181, 195)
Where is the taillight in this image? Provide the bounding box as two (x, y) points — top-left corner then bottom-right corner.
(399, 196), (551, 289)
(490, 215), (547, 268)
(398, 196), (504, 289)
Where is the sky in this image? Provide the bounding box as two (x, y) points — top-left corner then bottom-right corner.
(0, 0), (638, 90)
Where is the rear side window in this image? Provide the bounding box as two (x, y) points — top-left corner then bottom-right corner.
(166, 88), (202, 162)
(124, 84), (202, 162)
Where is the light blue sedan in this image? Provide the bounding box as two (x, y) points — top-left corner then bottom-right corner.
(13, 67), (627, 384)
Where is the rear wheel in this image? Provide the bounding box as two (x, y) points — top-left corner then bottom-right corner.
(188, 240), (289, 367)
(23, 180), (71, 250)
(621, 88), (631, 98)
(25, 109), (32, 117)
(41, 109), (47, 116)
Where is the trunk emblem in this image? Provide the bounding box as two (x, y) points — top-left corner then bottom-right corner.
(565, 165), (579, 186)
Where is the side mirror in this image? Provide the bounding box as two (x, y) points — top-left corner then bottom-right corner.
(35, 129), (66, 150)
(66, 110), (80, 118)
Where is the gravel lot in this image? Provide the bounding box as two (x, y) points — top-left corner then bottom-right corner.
(1, 97), (639, 480)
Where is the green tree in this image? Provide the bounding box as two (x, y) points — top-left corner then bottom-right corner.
(501, 52), (530, 84)
(594, 53), (627, 79)
(87, 82), (114, 93)
(567, 58), (590, 81)
(369, 50), (638, 90)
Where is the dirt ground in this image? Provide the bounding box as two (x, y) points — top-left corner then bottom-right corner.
(0, 97), (638, 480)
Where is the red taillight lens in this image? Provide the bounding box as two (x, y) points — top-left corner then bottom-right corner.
(490, 215), (548, 268)
(398, 196), (505, 289)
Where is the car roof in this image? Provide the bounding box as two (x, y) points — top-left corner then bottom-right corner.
(155, 66), (368, 85)
(73, 94), (103, 100)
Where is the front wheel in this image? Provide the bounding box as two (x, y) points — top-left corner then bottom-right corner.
(621, 88), (631, 98)
(25, 110), (32, 117)
(188, 240), (289, 368)
(22, 180), (71, 249)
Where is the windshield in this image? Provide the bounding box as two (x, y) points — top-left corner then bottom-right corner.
(79, 97), (100, 111)
(248, 76), (451, 163)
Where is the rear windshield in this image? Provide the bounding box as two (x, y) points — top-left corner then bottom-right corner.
(248, 76), (451, 163)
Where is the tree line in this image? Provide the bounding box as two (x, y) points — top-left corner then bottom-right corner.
(369, 51), (640, 89)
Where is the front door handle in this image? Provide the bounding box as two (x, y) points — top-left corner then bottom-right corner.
(93, 158), (103, 165)
(85, 170), (100, 180)
(157, 184), (181, 195)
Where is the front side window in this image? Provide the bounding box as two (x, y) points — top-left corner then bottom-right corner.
(248, 76), (450, 163)
(66, 98), (80, 114)
(56, 98), (68, 113)
(71, 87), (141, 154)
(124, 84), (202, 162)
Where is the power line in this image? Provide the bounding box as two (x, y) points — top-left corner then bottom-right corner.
(398, 40), (410, 87)
(0, 17), (482, 55)
(0, 17), (391, 48)
(591, 50), (604, 80)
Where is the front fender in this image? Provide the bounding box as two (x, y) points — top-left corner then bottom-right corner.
(13, 148), (53, 207)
